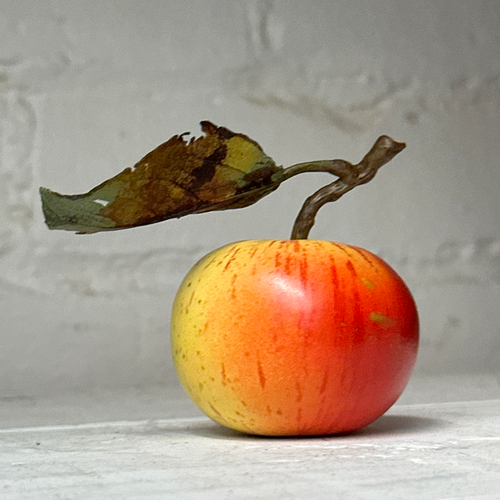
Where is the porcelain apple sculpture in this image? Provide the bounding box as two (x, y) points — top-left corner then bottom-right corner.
(171, 239), (418, 436)
(40, 122), (418, 436)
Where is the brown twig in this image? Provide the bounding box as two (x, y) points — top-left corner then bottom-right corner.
(282, 136), (406, 240)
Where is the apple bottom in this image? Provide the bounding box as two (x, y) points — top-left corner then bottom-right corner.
(171, 240), (419, 436)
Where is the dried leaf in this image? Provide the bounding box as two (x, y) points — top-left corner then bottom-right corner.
(40, 121), (284, 234)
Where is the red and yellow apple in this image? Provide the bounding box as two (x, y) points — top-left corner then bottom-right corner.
(171, 239), (418, 436)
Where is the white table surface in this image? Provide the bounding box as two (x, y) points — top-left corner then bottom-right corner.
(1, 388), (499, 499)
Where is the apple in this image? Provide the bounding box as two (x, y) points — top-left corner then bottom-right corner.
(171, 239), (418, 436)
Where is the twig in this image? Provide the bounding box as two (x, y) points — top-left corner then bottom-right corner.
(282, 136), (406, 239)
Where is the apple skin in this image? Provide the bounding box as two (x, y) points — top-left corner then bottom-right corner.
(171, 240), (418, 436)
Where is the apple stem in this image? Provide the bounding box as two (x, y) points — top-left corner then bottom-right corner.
(282, 136), (406, 239)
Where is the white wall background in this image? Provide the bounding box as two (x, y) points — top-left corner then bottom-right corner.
(1, 0), (499, 399)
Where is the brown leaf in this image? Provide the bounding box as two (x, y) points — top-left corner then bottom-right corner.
(40, 121), (284, 233)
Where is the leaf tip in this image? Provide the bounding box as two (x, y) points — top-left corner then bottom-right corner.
(39, 186), (116, 234)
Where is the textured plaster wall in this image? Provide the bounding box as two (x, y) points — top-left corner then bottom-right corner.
(1, 0), (499, 398)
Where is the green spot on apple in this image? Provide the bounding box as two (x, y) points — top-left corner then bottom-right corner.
(361, 277), (376, 290)
(369, 312), (395, 326)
